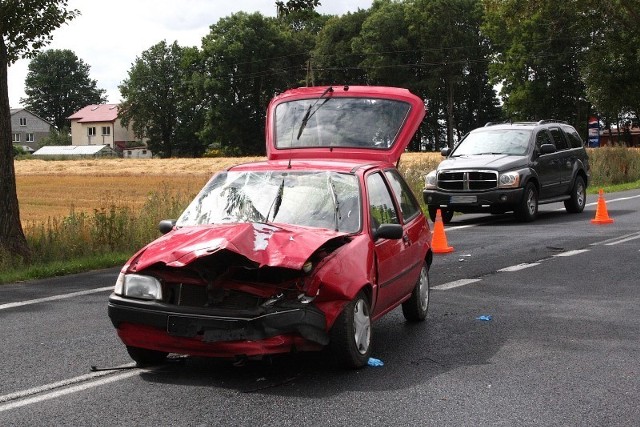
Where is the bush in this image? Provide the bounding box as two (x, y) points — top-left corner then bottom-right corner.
(587, 147), (640, 187)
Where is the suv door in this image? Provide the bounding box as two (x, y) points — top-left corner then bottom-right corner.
(533, 129), (563, 197)
(548, 126), (573, 194)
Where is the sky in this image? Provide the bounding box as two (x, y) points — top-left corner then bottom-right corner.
(7, 0), (372, 108)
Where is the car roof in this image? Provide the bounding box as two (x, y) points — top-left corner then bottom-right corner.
(265, 85), (426, 164)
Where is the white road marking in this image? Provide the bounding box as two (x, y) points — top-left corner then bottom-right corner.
(497, 263), (541, 272)
(0, 286), (113, 311)
(433, 278), (481, 290)
(604, 232), (640, 246)
(0, 364), (139, 412)
(553, 249), (590, 257)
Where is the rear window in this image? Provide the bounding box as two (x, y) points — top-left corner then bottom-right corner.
(564, 128), (584, 148)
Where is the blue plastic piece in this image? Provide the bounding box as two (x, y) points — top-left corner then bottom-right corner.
(367, 357), (384, 367)
(476, 315), (493, 321)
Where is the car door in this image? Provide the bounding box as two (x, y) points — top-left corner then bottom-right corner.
(533, 129), (563, 197)
(548, 126), (573, 193)
(366, 171), (416, 316)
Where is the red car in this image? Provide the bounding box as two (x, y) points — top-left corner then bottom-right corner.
(108, 86), (433, 368)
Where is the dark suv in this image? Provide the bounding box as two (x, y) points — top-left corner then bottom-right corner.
(423, 121), (590, 223)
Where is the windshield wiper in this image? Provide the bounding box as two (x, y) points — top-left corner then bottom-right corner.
(296, 86), (333, 140)
(327, 174), (340, 231)
(266, 176), (286, 222)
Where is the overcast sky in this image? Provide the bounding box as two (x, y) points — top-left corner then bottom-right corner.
(8, 0), (372, 108)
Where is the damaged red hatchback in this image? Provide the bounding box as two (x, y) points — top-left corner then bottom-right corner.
(108, 86), (433, 368)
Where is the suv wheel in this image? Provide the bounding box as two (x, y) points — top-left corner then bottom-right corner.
(564, 176), (586, 213)
(514, 183), (538, 222)
(428, 206), (454, 224)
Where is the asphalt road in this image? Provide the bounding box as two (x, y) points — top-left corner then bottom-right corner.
(1, 189), (639, 426)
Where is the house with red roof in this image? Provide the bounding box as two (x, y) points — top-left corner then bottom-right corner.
(68, 104), (151, 157)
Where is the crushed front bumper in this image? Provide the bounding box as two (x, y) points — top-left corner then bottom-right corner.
(108, 294), (329, 356)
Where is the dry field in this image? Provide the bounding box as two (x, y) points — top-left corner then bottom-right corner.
(15, 153), (441, 224)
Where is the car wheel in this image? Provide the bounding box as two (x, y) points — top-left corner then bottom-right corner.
(329, 291), (371, 369)
(402, 261), (430, 322)
(514, 182), (538, 222)
(428, 206), (454, 224)
(126, 346), (168, 367)
(564, 176), (586, 213)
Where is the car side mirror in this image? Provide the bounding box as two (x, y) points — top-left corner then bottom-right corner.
(539, 143), (556, 155)
(440, 147), (451, 157)
(158, 219), (176, 235)
(374, 223), (404, 240)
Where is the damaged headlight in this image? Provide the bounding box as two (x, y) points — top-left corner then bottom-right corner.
(114, 273), (162, 301)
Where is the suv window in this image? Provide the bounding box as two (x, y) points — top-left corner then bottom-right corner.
(536, 130), (553, 149)
(564, 128), (584, 148)
(549, 127), (569, 150)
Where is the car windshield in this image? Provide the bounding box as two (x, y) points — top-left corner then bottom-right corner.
(176, 171), (361, 233)
(274, 97), (411, 150)
(452, 129), (532, 156)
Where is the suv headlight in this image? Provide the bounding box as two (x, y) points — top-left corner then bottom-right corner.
(114, 273), (162, 300)
(425, 170), (438, 189)
(498, 172), (520, 188)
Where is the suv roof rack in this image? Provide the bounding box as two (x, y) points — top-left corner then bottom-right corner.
(536, 119), (568, 125)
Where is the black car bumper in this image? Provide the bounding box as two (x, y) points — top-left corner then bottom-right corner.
(423, 187), (525, 213)
(108, 294), (329, 346)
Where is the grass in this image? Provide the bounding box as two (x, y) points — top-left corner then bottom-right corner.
(2, 149), (639, 285)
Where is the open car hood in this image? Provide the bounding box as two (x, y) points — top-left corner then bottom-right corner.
(128, 223), (348, 272)
(266, 86), (426, 164)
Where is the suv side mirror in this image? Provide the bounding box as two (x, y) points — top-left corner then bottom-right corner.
(158, 219), (176, 234)
(440, 147), (451, 157)
(374, 223), (404, 240)
(539, 144), (556, 155)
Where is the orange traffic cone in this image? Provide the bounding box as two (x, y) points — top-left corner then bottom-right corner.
(431, 209), (454, 253)
(591, 189), (614, 224)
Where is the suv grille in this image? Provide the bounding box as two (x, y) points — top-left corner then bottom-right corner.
(437, 170), (498, 191)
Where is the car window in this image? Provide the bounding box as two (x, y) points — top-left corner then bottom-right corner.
(564, 128), (584, 148)
(366, 172), (399, 234)
(536, 130), (553, 149)
(549, 127), (569, 150)
(384, 169), (420, 222)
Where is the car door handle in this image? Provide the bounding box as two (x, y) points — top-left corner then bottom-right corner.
(402, 234), (411, 246)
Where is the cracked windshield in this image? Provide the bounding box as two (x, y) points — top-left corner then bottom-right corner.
(275, 97), (412, 149)
(177, 171), (361, 233)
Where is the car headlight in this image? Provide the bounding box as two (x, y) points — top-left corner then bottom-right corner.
(425, 170), (438, 189)
(114, 273), (162, 300)
(498, 172), (520, 188)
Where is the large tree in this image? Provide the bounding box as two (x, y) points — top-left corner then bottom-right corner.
(200, 12), (308, 155)
(21, 49), (106, 131)
(0, 0), (77, 260)
(482, 0), (589, 130)
(119, 41), (205, 157)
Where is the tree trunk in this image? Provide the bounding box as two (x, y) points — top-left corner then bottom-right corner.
(0, 37), (31, 261)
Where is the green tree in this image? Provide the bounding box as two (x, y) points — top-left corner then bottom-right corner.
(482, 0), (589, 130)
(200, 12), (308, 155)
(0, 0), (78, 260)
(312, 10), (370, 85)
(581, 1), (640, 125)
(119, 41), (205, 157)
(21, 49), (106, 131)
(38, 128), (71, 146)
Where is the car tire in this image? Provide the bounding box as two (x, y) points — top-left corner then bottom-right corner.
(514, 182), (538, 222)
(428, 206), (454, 224)
(329, 291), (371, 369)
(126, 346), (168, 367)
(564, 176), (586, 213)
(402, 261), (430, 322)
